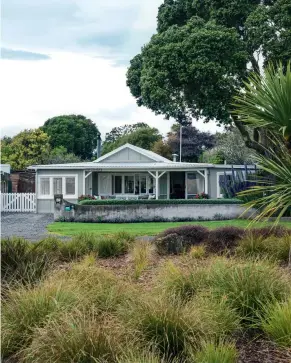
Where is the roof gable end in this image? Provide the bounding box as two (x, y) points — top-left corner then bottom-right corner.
(94, 143), (172, 163)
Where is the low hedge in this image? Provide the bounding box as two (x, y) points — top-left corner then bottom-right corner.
(79, 198), (242, 206)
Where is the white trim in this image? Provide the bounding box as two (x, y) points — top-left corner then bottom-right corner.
(82, 170), (85, 195)
(216, 171), (233, 198)
(38, 174), (78, 199)
(204, 168), (209, 195)
(167, 172), (170, 200)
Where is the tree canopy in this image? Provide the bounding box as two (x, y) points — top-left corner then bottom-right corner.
(127, 0), (291, 153)
(101, 124), (162, 155)
(1, 129), (50, 170)
(42, 115), (99, 160)
(167, 124), (215, 162)
(201, 128), (256, 165)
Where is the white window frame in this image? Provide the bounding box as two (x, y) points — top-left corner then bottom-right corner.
(217, 171), (234, 198)
(110, 173), (152, 196)
(38, 174), (78, 199)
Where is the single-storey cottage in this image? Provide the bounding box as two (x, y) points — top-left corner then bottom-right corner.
(28, 143), (255, 213)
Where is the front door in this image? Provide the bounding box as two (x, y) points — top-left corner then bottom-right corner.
(170, 172), (185, 199)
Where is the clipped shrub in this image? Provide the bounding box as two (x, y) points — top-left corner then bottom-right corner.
(155, 225), (209, 255)
(79, 198), (241, 206)
(2, 282), (77, 357)
(192, 341), (238, 363)
(207, 227), (245, 253)
(251, 225), (291, 239)
(22, 309), (124, 363)
(261, 298), (291, 348)
(208, 258), (291, 324)
(1, 237), (54, 287)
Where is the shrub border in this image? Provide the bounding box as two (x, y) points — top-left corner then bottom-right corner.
(78, 198), (242, 206)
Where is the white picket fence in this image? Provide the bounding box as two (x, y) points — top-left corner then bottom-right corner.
(1, 193), (36, 212)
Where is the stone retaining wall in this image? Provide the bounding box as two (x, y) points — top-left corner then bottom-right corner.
(54, 195), (252, 222)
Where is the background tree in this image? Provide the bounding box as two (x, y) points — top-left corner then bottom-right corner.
(103, 123), (149, 144)
(42, 115), (99, 160)
(167, 124), (215, 162)
(101, 124), (162, 155)
(44, 146), (81, 164)
(1, 129), (50, 170)
(201, 129), (256, 165)
(127, 0), (291, 154)
(151, 139), (173, 160)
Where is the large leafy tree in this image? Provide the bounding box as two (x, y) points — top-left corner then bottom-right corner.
(42, 115), (99, 160)
(1, 129), (50, 170)
(167, 124), (215, 162)
(201, 128), (256, 165)
(127, 0), (291, 154)
(44, 146), (81, 164)
(101, 124), (162, 155)
(103, 123), (149, 144)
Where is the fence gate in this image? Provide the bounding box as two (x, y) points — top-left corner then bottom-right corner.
(1, 193), (36, 212)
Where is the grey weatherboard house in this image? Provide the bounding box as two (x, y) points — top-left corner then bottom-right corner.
(28, 143), (254, 213)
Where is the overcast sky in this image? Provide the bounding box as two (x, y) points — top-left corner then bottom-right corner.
(1, 0), (220, 139)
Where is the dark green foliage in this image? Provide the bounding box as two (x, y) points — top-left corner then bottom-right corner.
(208, 259), (290, 325)
(167, 124), (215, 162)
(42, 114), (99, 160)
(155, 225), (209, 254)
(127, 0), (291, 153)
(207, 227), (246, 253)
(102, 124), (162, 155)
(1, 238), (55, 287)
(79, 198), (242, 206)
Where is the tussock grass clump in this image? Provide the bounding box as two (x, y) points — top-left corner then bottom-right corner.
(120, 292), (239, 359)
(207, 258), (291, 324)
(189, 245), (207, 259)
(237, 233), (291, 263)
(2, 282), (77, 357)
(1, 237), (55, 287)
(156, 261), (208, 302)
(131, 240), (154, 279)
(192, 341), (238, 363)
(60, 231), (134, 260)
(21, 309), (124, 363)
(261, 298), (291, 348)
(52, 259), (134, 312)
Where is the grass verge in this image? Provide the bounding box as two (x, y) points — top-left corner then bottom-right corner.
(47, 220), (291, 237)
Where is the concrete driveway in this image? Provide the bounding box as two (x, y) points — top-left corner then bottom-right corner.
(1, 213), (54, 241)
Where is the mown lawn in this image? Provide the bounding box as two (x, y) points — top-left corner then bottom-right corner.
(47, 219), (291, 237)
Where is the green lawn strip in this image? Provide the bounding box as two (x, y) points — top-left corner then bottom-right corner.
(47, 220), (291, 237)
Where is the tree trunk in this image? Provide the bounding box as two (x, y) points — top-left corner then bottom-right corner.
(232, 116), (266, 155)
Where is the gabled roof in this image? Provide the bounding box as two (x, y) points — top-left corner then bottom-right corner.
(94, 143), (172, 163)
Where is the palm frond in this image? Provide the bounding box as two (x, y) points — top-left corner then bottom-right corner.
(238, 143), (291, 224)
(233, 62), (291, 140)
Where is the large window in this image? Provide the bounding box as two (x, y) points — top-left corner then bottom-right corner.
(111, 174), (153, 195)
(65, 177), (76, 195)
(124, 175), (134, 194)
(53, 178), (62, 195)
(217, 172), (232, 198)
(114, 175), (122, 194)
(39, 175), (77, 198)
(40, 178), (50, 195)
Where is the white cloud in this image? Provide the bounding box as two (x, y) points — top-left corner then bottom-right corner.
(0, 52), (219, 139)
(1, 0), (220, 140)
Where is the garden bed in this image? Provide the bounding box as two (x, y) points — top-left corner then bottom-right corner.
(2, 224), (291, 363)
